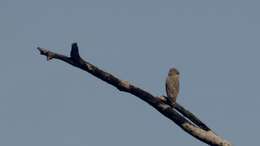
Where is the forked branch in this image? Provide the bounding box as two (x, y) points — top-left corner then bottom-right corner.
(37, 43), (232, 146)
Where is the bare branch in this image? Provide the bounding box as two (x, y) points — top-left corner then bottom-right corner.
(37, 43), (232, 146)
(174, 102), (211, 131)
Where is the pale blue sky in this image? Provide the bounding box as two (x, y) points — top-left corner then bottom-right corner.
(1, 0), (259, 145)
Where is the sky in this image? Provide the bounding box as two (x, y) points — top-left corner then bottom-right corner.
(0, 0), (259, 145)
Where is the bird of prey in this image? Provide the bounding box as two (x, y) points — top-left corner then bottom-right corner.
(165, 68), (180, 107)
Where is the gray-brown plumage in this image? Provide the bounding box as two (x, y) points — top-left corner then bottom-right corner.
(165, 68), (180, 107)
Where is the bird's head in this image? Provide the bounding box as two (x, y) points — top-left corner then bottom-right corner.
(168, 68), (180, 77)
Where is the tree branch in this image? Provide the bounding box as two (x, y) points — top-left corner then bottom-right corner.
(174, 102), (211, 131)
(37, 43), (232, 146)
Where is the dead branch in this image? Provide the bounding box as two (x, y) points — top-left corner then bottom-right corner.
(37, 43), (232, 146)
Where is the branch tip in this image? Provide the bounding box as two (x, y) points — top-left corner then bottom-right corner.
(37, 47), (54, 61)
(70, 42), (80, 60)
(37, 47), (47, 55)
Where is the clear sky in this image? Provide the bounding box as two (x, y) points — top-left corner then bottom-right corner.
(1, 0), (259, 145)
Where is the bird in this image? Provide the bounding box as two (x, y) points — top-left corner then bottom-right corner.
(165, 67), (180, 107)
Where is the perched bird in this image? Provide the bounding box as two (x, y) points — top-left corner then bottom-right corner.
(165, 68), (180, 107)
